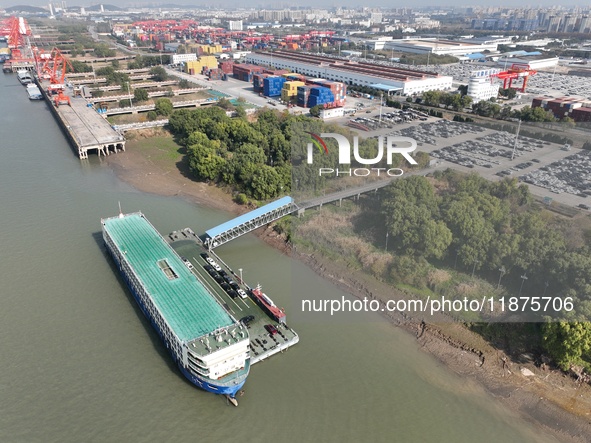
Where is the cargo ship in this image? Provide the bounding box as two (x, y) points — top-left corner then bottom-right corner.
(26, 84), (43, 100)
(17, 70), (32, 85)
(250, 285), (286, 323)
(101, 212), (250, 399)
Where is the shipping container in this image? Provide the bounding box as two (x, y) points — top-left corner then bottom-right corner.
(263, 76), (287, 97)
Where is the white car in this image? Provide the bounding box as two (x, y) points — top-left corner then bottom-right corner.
(181, 257), (194, 270)
(237, 289), (248, 299)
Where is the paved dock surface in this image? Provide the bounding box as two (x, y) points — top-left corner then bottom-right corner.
(40, 80), (125, 159)
(169, 231), (299, 364)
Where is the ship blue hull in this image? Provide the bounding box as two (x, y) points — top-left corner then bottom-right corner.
(105, 240), (245, 398)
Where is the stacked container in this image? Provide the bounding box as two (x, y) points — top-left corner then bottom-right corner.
(324, 81), (347, 107)
(297, 86), (312, 107)
(263, 69), (290, 76)
(253, 73), (269, 93)
(307, 87), (335, 108)
(219, 60), (234, 74)
(185, 56), (218, 75)
(263, 76), (286, 97)
(281, 80), (305, 103)
(233, 64), (264, 82)
(208, 68), (223, 80)
(283, 73), (306, 82)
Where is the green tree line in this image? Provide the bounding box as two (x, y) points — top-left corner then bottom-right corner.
(379, 171), (591, 371)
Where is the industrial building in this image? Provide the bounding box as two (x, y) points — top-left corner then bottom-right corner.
(467, 69), (501, 102)
(245, 51), (453, 95)
(366, 37), (499, 56)
(172, 53), (197, 65)
(496, 56), (559, 70)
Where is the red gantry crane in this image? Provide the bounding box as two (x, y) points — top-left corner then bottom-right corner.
(39, 47), (73, 106)
(6, 16), (32, 61)
(493, 64), (537, 93)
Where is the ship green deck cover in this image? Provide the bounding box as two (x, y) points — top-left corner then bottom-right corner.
(103, 213), (234, 341)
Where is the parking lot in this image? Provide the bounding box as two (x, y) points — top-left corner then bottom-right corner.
(520, 150), (591, 197)
(348, 108), (431, 131)
(359, 118), (591, 210)
(525, 71), (591, 100)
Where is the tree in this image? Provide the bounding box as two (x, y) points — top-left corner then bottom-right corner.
(178, 79), (191, 89)
(561, 116), (576, 129)
(517, 106), (556, 122)
(217, 98), (234, 110)
(235, 106), (247, 119)
(472, 100), (501, 118)
(309, 105), (322, 117)
(187, 137), (225, 181)
(421, 90), (442, 107)
(155, 98), (173, 116)
(93, 43), (115, 58)
(150, 66), (168, 82)
(133, 88), (149, 102)
(543, 321), (591, 371)
(249, 165), (281, 200)
(460, 95), (473, 109)
(146, 111), (158, 121)
(69, 60), (92, 73)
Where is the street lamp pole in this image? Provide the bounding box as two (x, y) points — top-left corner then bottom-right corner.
(519, 273), (528, 296)
(385, 232), (389, 252)
(511, 119), (521, 161)
(497, 266), (506, 289)
(238, 268), (243, 284)
(127, 82), (133, 107)
(471, 259), (479, 278)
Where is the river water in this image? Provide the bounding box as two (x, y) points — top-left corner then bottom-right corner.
(0, 72), (558, 442)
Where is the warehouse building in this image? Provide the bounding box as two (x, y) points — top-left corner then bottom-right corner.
(496, 56), (559, 70)
(245, 51), (452, 95)
(366, 38), (499, 56)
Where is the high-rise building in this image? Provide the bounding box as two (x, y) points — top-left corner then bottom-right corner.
(579, 16), (591, 33)
(547, 16), (561, 32)
(228, 20), (243, 31)
(561, 15), (577, 32)
(370, 13), (383, 25)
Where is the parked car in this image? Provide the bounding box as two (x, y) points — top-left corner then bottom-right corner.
(181, 257), (193, 270)
(240, 315), (255, 325)
(265, 324), (278, 335)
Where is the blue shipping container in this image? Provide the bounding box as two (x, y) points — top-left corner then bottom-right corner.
(263, 76), (286, 97)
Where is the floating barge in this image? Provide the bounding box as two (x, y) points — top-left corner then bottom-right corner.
(102, 212), (250, 399)
(102, 213), (299, 401)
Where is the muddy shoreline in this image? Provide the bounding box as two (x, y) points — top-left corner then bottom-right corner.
(105, 146), (591, 443)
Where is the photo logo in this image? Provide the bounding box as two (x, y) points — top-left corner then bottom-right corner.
(305, 133), (418, 177)
(305, 132), (329, 156)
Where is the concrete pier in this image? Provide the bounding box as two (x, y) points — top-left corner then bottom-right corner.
(39, 80), (125, 159)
